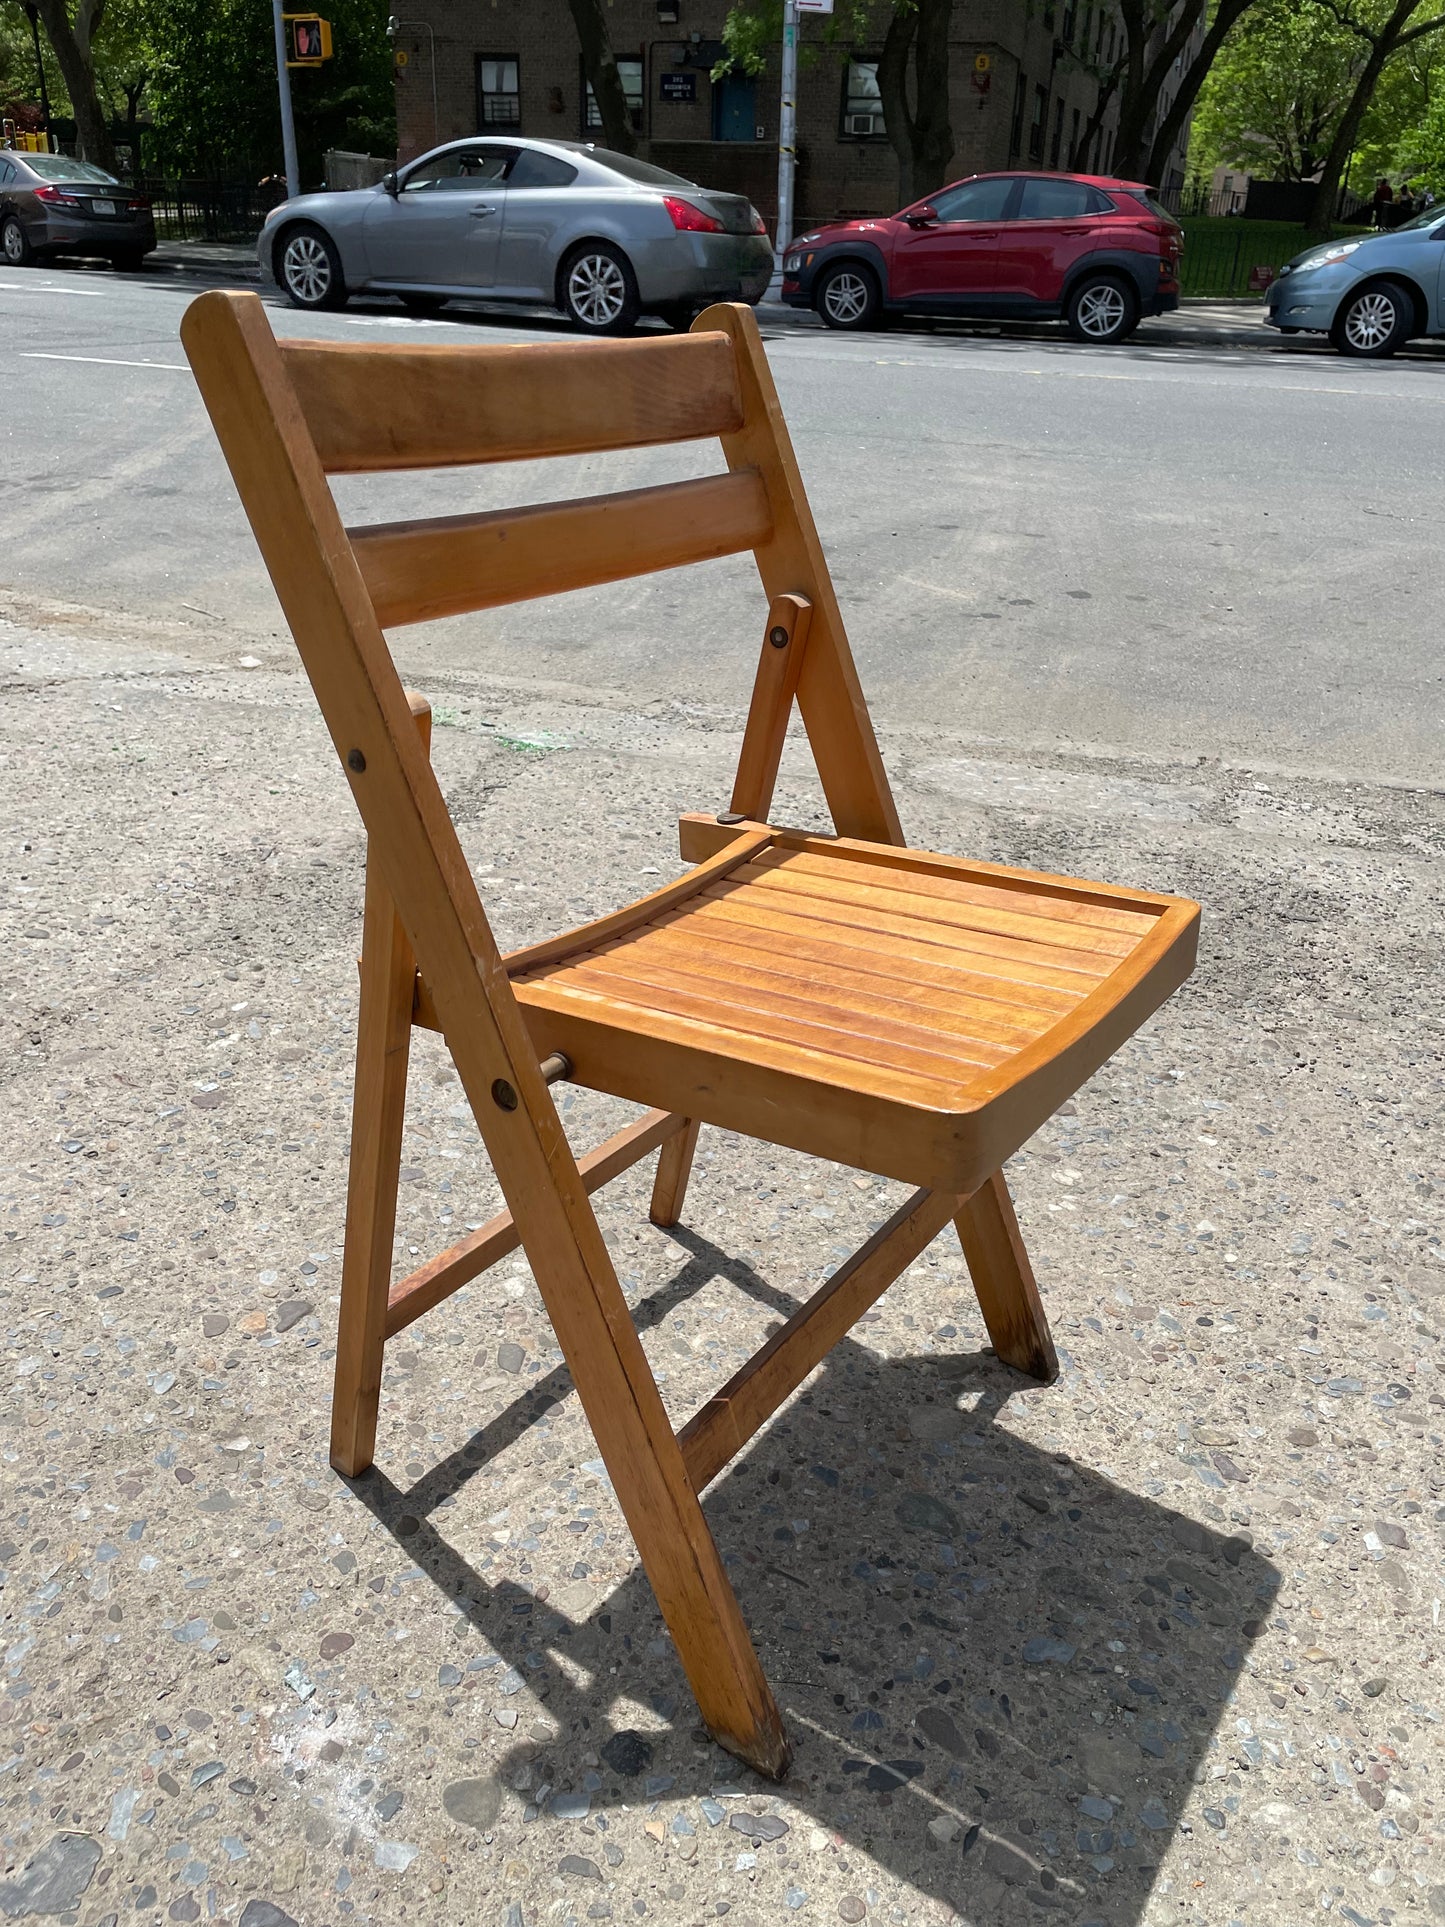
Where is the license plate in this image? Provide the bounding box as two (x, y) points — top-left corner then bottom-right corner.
(91, 198), (115, 215)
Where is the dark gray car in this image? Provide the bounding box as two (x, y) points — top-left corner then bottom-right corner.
(0, 151), (156, 270)
(257, 135), (774, 332)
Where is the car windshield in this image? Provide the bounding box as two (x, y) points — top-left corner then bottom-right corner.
(1391, 203), (1444, 231)
(21, 155), (120, 185)
(593, 151), (700, 189)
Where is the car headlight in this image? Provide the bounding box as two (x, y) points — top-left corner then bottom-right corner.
(1297, 240), (1362, 271)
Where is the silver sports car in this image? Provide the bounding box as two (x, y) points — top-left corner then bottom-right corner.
(1264, 203), (1445, 356)
(258, 135), (774, 333)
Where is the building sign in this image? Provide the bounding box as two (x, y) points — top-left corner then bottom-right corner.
(659, 72), (697, 102)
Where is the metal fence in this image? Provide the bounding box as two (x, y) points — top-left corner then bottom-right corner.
(1177, 227), (1309, 298)
(124, 177), (285, 243)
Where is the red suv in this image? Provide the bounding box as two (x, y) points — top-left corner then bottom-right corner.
(782, 171), (1182, 343)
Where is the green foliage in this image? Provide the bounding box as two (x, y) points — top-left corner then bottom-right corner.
(143, 0), (394, 181)
(715, 0), (884, 80)
(1190, 0), (1365, 181)
(0, 1), (63, 114)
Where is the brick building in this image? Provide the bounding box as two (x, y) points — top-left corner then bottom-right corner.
(389, 2), (1197, 230)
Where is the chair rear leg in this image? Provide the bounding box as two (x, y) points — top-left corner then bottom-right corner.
(649, 1117), (701, 1227)
(955, 1169), (1058, 1383)
(331, 854), (418, 1476)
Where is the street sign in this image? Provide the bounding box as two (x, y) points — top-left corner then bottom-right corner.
(794, 0), (834, 12)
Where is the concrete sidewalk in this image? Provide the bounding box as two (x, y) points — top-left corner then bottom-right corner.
(0, 595), (1439, 1927)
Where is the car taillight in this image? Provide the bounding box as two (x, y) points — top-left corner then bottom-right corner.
(749, 206), (768, 235)
(34, 184), (82, 207)
(127, 199), (149, 212)
(663, 195), (725, 234)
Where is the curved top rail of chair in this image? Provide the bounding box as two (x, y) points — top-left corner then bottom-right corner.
(279, 330), (745, 474)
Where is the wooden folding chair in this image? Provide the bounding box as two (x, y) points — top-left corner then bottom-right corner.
(181, 290), (1199, 1779)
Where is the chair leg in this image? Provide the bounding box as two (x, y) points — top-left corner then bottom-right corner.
(955, 1169), (1059, 1384)
(330, 853), (418, 1477)
(649, 1117), (701, 1227)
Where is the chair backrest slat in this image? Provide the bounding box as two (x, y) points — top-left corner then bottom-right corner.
(281, 331), (744, 474)
(350, 469), (772, 627)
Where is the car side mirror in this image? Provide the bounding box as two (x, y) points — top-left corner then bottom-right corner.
(904, 204), (939, 228)
(383, 171), (399, 196)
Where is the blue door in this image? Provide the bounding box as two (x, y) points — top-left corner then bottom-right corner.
(713, 74), (756, 142)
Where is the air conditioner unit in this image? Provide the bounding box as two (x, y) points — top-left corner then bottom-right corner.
(847, 112), (878, 135)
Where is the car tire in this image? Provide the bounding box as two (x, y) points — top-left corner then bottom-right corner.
(1066, 273), (1138, 344)
(276, 222), (348, 311)
(654, 300), (696, 332)
(559, 241), (640, 335)
(112, 249), (146, 273)
(1331, 279), (1413, 357)
(2, 214), (33, 267)
(815, 260), (882, 330)
(399, 292), (448, 314)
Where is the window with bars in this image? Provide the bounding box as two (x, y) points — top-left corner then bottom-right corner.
(477, 56), (520, 128)
(585, 58), (644, 134)
(1029, 84), (1047, 162)
(1049, 95), (1065, 167)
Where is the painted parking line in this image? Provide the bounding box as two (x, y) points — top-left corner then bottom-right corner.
(19, 352), (189, 370)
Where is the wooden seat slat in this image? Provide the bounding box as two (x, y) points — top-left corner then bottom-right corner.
(753, 845), (1161, 937)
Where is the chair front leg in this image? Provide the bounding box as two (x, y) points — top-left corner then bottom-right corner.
(955, 1169), (1059, 1383)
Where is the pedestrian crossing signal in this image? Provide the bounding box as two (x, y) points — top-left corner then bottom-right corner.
(285, 15), (332, 65)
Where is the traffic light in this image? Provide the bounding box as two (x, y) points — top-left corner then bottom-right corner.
(284, 15), (332, 66)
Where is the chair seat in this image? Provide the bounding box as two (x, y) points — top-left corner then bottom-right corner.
(499, 830), (1199, 1193)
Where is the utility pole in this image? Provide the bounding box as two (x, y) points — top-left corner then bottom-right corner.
(271, 0), (300, 199)
(777, 0), (798, 258)
(21, 3), (52, 131)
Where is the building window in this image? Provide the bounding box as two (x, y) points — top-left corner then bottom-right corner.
(1062, 0), (1076, 43)
(585, 58), (644, 134)
(1009, 70), (1027, 159)
(477, 56), (520, 128)
(1050, 95), (1065, 167)
(1070, 106), (1080, 167)
(1029, 84), (1047, 162)
(840, 59), (886, 138)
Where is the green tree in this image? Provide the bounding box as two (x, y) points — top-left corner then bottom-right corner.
(144, 0), (393, 182)
(31, 0), (113, 161)
(1190, 0), (1366, 179)
(1305, 0), (1445, 229)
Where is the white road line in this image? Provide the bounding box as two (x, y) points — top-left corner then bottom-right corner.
(19, 352), (189, 370)
(0, 283), (109, 297)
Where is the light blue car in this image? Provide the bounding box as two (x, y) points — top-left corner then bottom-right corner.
(1265, 206), (1445, 355)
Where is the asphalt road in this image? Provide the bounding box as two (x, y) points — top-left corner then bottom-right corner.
(3, 258), (1443, 788)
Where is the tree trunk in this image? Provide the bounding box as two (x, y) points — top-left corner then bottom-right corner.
(1306, 0), (1421, 235)
(876, 5), (917, 203)
(1113, 0), (1207, 178)
(876, 0), (954, 205)
(563, 0), (637, 157)
(33, 0), (113, 166)
(910, 0), (956, 197)
(1143, 0), (1255, 186)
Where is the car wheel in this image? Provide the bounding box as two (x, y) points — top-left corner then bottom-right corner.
(815, 261), (881, 330)
(654, 300), (696, 332)
(1066, 274), (1138, 344)
(399, 292), (448, 314)
(1331, 279), (1413, 357)
(560, 242), (640, 334)
(112, 249), (146, 273)
(2, 215), (32, 267)
(277, 222), (348, 310)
